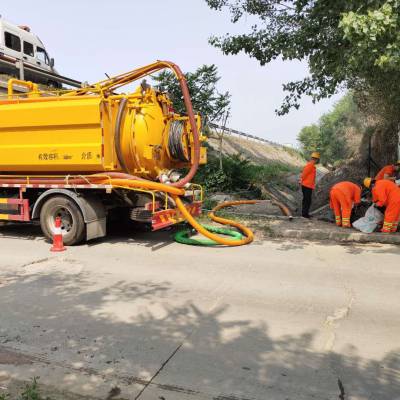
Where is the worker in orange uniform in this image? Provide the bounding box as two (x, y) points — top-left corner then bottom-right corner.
(300, 152), (320, 218)
(375, 162), (400, 181)
(329, 181), (361, 227)
(364, 177), (400, 233)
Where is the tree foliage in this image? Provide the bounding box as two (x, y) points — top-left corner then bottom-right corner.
(340, 1), (400, 70)
(205, 0), (400, 116)
(297, 124), (321, 159)
(154, 64), (231, 125)
(297, 93), (363, 164)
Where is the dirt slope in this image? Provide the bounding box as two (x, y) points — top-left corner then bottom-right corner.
(207, 134), (305, 167)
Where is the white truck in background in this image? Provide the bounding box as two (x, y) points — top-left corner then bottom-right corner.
(0, 17), (81, 88)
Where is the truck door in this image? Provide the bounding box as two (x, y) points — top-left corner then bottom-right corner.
(35, 46), (51, 72)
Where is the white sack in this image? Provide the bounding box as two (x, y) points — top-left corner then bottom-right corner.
(353, 205), (384, 234)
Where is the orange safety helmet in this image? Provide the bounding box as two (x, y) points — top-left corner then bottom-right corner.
(363, 177), (372, 188)
(311, 151), (320, 159)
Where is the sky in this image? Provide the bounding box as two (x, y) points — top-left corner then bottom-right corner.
(1, 0), (342, 146)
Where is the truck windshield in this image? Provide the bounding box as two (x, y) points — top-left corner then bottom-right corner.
(37, 46), (49, 65)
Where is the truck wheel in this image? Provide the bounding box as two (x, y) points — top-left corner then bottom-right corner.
(40, 196), (85, 245)
(47, 80), (60, 89)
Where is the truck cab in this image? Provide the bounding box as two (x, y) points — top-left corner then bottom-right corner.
(0, 17), (60, 87)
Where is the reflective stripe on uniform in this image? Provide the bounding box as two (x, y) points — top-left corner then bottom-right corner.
(382, 221), (393, 233)
(342, 217), (350, 227)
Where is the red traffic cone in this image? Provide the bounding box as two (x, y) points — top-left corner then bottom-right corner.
(50, 216), (66, 252)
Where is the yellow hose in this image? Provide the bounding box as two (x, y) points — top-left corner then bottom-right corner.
(94, 178), (185, 196)
(91, 177), (257, 246)
(174, 196), (257, 246)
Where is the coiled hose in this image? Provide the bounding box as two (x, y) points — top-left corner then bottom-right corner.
(174, 224), (243, 246)
(168, 120), (188, 161)
(173, 197), (257, 246)
(108, 181), (258, 246)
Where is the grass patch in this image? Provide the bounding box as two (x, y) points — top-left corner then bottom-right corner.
(202, 198), (218, 211)
(282, 145), (304, 159)
(260, 224), (276, 237)
(0, 377), (49, 400)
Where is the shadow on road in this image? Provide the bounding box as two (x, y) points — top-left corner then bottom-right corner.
(0, 222), (43, 241)
(2, 221), (400, 257)
(0, 267), (398, 399)
(0, 221), (178, 251)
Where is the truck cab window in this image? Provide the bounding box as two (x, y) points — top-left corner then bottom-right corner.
(37, 46), (49, 65)
(23, 41), (34, 56)
(4, 31), (21, 52)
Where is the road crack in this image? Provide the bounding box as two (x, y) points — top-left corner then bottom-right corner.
(323, 292), (355, 352)
(338, 378), (345, 400)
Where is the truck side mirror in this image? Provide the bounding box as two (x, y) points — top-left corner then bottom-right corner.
(50, 58), (55, 68)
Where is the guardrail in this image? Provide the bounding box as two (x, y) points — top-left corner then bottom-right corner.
(209, 122), (285, 149)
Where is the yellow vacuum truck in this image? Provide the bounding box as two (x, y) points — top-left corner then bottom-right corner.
(0, 61), (255, 246)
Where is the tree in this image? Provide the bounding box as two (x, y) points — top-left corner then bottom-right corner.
(205, 0), (400, 117)
(154, 64), (231, 126)
(297, 124), (320, 159)
(297, 93), (363, 165)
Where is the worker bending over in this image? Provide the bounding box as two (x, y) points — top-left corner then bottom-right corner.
(300, 152), (320, 218)
(364, 178), (400, 233)
(329, 181), (361, 227)
(375, 161), (400, 181)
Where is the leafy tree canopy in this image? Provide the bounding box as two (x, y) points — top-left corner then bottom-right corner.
(297, 124), (321, 159)
(154, 64), (231, 125)
(297, 93), (363, 164)
(206, 0), (400, 115)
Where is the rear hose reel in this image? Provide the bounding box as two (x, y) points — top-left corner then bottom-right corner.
(168, 120), (188, 162)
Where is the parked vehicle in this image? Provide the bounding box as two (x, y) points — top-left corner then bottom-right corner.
(0, 17), (80, 88)
(0, 62), (207, 245)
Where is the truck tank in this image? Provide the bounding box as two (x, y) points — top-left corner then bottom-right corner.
(0, 71), (206, 180)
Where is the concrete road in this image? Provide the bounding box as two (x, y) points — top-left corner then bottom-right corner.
(0, 223), (399, 400)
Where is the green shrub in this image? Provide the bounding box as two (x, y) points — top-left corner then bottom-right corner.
(193, 154), (298, 194)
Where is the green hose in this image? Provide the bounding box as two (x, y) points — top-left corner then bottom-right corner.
(174, 224), (243, 246)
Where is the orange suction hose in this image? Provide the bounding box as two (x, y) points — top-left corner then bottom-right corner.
(174, 196), (257, 246)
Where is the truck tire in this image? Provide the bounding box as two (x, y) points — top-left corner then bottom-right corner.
(40, 196), (85, 245)
(47, 80), (59, 88)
